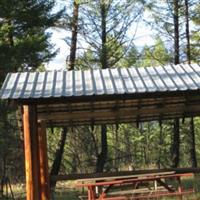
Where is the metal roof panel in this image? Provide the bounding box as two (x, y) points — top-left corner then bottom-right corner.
(5, 73), (20, 99)
(118, 68), (130, 93)
(23, 72), (36, 98)
(153, 66), (175, 91)
(1, 73), (13, 99)
(43, 71), (55, 98)
(101, 68), (115, 94)
(138, 67), (157, 92)
(177, 64), (198, 89)
(92, 69), (104, 95)
(1, 64), (200, 100)
(54, 71), (63, 97)
(33, 72), (45, 98)
(110, 68), (124, 94)
(16, 72), (29, 99)
(165, 65), (187, 90)
(83, 70), (94, 96)
(182, 64), (200, 88)
(145, 67), (166, 91)
(64, 70), (73, 97)
(74, 70), (83, 96)
(128, 67), (146, 93)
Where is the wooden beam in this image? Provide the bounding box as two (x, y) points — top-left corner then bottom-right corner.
(23, 105), (40, 200)
(38, 103), (200, 122)
(43, 111), (200, 127)
(37, 97), (188, 113)
(38, 121), (50, 200)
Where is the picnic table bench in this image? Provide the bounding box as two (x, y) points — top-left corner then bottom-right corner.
(76, 171), (194, 200)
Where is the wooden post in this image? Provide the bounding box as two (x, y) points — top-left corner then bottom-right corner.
(23, 105), (40, 200)
(177, 177), (183, 200)
(38, 121), (50, 200)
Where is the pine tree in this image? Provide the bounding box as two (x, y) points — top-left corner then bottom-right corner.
(138, 37), (172, 67)
(78, 0), (145, 173)
(78, 0), (144, 69)
(145, 0), (183, 168)
(191, 2), (200, 62)
(184, 0), (198, 168)
(49, 0), (80, 189)
(68, 0), (79, 70)
(0, 0), (64, 76)
(0, 0), (64, 192)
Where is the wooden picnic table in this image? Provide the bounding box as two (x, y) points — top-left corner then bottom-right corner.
(76, 172), (194, 200)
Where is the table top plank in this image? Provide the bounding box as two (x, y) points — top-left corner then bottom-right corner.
(76, 173), (193, 187)
(76, 171), (176, 183)
(51, 167), (200, 181)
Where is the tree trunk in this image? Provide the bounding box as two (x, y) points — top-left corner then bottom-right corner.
(96, 125), (108, 173)
(173, 0), (180, 65)
(95, 2), (108, 173)
(189, 118), (197, 167)
(171, 119), (180, 168)
(185, 0), (191, 64)
(100, 1), (108, 69)
(171, 0), (180, 168)
(50, 127), (67, 189)
(68, 1), (79, 70)
(184, 0), (197, 167)
(157, 121), (163, 169)
(50, 0), (79, 190)
(114, 125), (119, 171)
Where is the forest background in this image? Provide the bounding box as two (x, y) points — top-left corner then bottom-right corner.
(0, 0), (200, 193)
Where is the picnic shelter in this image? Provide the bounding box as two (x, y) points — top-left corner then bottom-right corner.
(1, 63), (200, 199)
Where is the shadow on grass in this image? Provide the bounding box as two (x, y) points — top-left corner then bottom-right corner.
(6, 177), (200, 200)
(53, 177), (200, 200)
(53, 189), (80, 200)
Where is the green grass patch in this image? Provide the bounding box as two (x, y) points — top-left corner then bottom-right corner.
(53, 190), (79, 200)
(2, 177), (200, 200)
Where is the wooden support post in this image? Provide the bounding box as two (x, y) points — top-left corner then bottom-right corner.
(154, 180), (158, 191)
(23, 105), (40, 200)
(38, 121), (50, 200)
(177, 177), (183, 200)
(88, 186), (94, 200)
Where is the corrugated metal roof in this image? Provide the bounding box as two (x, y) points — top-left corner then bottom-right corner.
(1, 63), (200, 100)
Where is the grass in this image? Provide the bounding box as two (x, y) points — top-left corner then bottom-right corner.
(2, 177), (200, 200)
(53, 177), (200, 200)
(53, 190), (79, 200)
(53, 192), (200, 200)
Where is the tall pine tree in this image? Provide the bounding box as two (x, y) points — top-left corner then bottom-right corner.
(79, 0), (145, 172)
(0, 0), (64, 192)
(0, 0), (64, 77)
(191, 2), (200, 62)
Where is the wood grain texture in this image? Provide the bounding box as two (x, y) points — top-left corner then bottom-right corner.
(23, 105), (40, 200)
(38, 121), (50, 200)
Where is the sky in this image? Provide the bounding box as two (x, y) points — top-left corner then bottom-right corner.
(46, 25), (154, 70)
(46, 29), (69, 70)
(46, 3), (155, 71)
